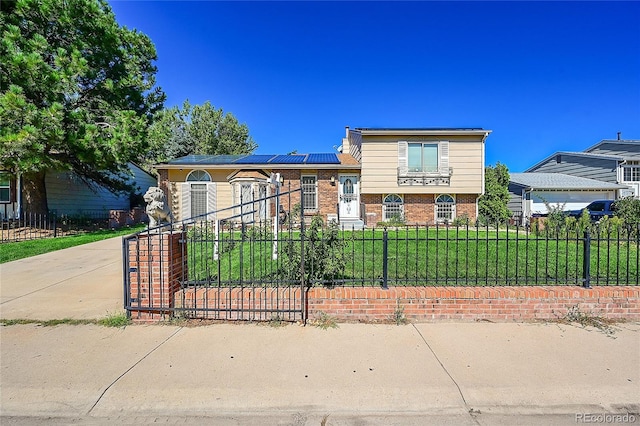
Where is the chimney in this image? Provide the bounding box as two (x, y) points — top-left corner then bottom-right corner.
(617, 132), (621, 140)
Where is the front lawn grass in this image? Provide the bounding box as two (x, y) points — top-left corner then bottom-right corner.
(0, 224), (147, 263)
(182, 227), (639, 286)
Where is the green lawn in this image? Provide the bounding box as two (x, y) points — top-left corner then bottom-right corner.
(182, 227), (640, 287)
(0, 225), (147, 263)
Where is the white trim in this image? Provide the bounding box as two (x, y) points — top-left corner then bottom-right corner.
(186, 169), (212, 182)
(435, 193), (456, 223)
(301, 174), (318, 212)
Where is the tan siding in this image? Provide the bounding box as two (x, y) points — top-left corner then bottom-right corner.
(215, 182), (234, 219)
(360, 135), (484, 194)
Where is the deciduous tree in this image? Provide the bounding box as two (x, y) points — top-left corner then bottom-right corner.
(145, 100), (256, 167)
(478, 162), (511, 225)
(0, 0), (164, 214)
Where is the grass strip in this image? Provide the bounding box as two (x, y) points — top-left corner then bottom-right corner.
(0, 224), (146, 263)
(0, 312), (131, 327)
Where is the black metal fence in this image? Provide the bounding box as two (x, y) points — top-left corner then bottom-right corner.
(1, 211), (111, 243)
(123, 187), (308, 321)
(122, 191), (639, 321)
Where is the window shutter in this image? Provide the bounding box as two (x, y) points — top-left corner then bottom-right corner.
(181, 183), (191, 221)
(439, 141), (449, 172)
(206, 182), (217, 221)
(398, 141), (408, 171)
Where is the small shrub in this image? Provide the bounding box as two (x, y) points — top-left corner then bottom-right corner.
(614, 196), (640, 235)
(311, 311), (338, 329)
(279, 215), (346, 286)
(563, 304), (615, 336)
(541, 200), (567, 237)
(98, 312), (131, 327)
(452, 214), (470, 227)
(390, 300), (409, 325)
(384, 213), (406, 227)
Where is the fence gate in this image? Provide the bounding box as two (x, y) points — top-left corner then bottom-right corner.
(123, 186), (307, 322)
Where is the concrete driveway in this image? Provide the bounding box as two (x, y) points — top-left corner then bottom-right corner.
(0, 236), (125, 320)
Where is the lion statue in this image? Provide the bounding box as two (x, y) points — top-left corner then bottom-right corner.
(144, 187), (172, 228)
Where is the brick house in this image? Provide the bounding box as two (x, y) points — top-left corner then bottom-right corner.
(154, 127), (491, 227)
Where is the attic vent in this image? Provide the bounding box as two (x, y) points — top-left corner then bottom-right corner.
(556, 154), (562, 164)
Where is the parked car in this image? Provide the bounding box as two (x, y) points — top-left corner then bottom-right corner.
(565, 200), (617, 221)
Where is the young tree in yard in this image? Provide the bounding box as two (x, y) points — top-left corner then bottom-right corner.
(478, 162), (511, 225)
(0, 0), (164, 214)
(145, 100), (257, 167)
(614, 196), (640, 235)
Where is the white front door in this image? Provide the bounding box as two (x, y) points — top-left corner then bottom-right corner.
(339, 175), (359, 219)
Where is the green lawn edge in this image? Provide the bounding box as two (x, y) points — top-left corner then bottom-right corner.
(0, 224), (146, 263)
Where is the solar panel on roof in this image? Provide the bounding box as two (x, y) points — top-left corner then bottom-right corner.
(269, 154), (306, 164)
(307, 153), (340, 164)
(197, 155), (246, 164)
(234, 155), (277, 164)
(167, 155), (245, 165)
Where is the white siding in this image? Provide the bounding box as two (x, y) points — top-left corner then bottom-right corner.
(528, 190), (616, 215)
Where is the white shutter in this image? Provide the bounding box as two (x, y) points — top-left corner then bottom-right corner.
(181, 183), (191, 221)
(439, 141), (449, 173)
(206, 182), (217, 221)
(398, 141), (408, 172)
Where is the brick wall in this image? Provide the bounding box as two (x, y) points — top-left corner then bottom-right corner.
(307, 286), (640, 322)
(157, 169), (169, 202)
(127, 232), (186, 322)
(171, 285), (640, 323)
(361, 194), (381, 226)
(404, 194), (436, 224)
(274, 169), (343, 223)
(317, 170), (339, 218)
(175, 287), (303, 321)
(363, 193), (479, 225)
(455, 194), (477, 222)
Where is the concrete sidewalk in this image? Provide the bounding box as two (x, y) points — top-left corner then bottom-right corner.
(1, 237), (639, 424)
(1, 322), (639, 425)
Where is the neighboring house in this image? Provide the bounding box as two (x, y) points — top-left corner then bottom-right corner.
(508, 172), (626, 222)
(155, 127), (491, 227)
(524, 138), (640, 199)
(0, 163), (156, 220)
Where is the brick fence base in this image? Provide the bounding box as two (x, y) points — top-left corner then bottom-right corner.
(173, 286), (640, 323)
(306, 286), (640, 322)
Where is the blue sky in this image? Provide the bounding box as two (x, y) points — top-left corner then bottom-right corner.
(109, 1), (640, 172)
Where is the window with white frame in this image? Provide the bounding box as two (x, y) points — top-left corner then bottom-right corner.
(186, 170), (211, 182)
(408, 143), (439, 172)
(190, 184), (208, 218)
(623, 163), (640, 182)
(435, 194), (455, 223)
(301, 175), (317, 211)
(0, 172), (11, 203)
(383, 194), (404, 221)
(232, 181), (269, 222)
(398, 140), (450, 175)
(182, 170), (215, 221)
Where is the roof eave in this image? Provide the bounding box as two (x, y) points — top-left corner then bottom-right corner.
(524, 151), (622, 172)
(155, 164), (361, 170)
(356, 129), (491, 137)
